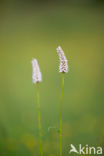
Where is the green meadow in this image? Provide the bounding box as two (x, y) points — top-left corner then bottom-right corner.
(0, 1), (104, 156)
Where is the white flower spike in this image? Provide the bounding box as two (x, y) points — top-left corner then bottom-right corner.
(56, 46), (68, 73)
(32, 58), (42, 84)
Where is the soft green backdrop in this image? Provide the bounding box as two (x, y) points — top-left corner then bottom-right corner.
(0, 1), (104, 156)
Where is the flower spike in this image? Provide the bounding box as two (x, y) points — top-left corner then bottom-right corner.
(32, 58), (42, 84)
(56, 46), (68, 73)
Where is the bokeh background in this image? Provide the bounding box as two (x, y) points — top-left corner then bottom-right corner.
(0, 0), (104, 156)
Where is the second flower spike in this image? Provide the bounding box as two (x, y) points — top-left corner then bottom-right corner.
(56, 46), (68, 73)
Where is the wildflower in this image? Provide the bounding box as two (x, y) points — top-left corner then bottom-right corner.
(56, 46), (68, 73)
(31, 58), (43, 156)
(56, 46), (69, 156)
(32, 58), (42, 83)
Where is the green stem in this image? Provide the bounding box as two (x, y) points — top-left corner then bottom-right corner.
(36, 83), (43, 156)
(59, 73), (64, 156)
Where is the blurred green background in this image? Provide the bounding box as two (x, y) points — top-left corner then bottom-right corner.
(0, 0), (104, 156)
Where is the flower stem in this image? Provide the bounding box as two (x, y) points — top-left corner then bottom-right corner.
(36, 83), (43, 156)
(59, 73), (64, 156)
